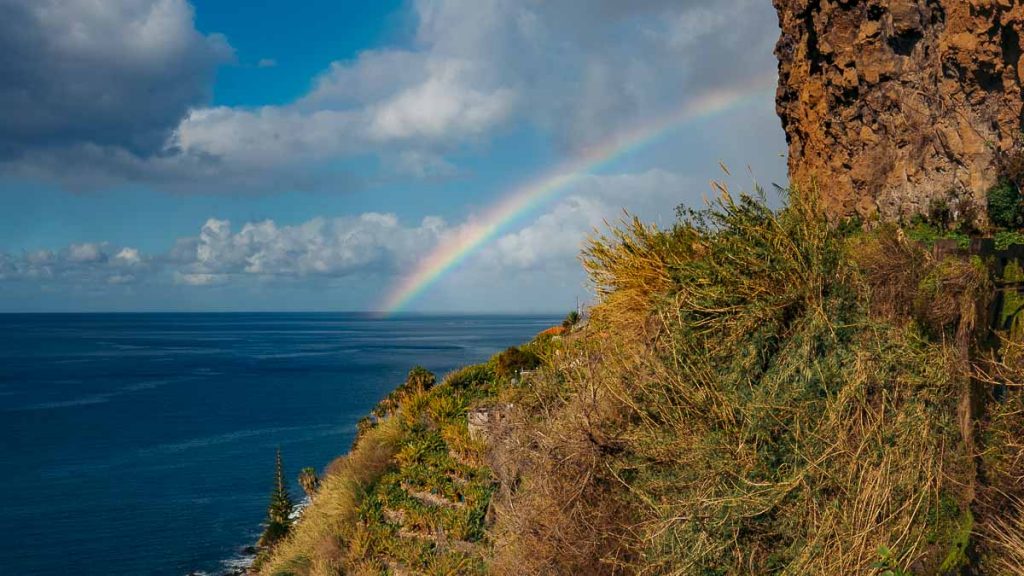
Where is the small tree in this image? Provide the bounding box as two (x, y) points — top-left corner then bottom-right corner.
(298, 467), (319, 498)
(258, 448), (293, 549)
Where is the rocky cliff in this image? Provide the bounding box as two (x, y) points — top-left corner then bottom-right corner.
(774, 0), (1024, 224)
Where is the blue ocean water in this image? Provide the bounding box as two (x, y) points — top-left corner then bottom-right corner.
(0, 313), (557, 576)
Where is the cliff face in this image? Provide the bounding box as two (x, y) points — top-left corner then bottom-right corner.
(774, 0), (1024, 223)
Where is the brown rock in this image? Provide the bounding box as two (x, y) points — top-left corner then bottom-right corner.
(773, 0), (1024, 225)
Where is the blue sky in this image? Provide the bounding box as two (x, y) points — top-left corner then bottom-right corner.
(0, 0), (786, 312)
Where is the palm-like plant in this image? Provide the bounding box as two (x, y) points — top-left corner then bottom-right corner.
(298, 467), (319, 498)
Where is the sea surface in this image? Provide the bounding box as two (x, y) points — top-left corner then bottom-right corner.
(0, 313), (557, 576)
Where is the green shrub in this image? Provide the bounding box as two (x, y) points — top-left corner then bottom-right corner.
(987, 180), (1024, 228)
(995, 229), (1024, 250)
(443, 364), (494, 389)
(493, 346), (541, 378)
(562, 310), (581, 329)
(905, 218), (970, 248)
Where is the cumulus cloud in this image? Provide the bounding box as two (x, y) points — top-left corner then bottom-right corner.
(0, 0), (779, 190)
(0, 241), (148, 284)
(0, 0), (231, 160)
(0, 169), (698, 309)
(176, 0), (777, 172)
(169, 213), (447, 283)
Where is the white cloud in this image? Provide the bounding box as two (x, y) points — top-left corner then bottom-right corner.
(0, 241), (148, 285)
(388, 150), (458, 178)
(0, 168), (701, 311)
(174, 272), (223, 286)
(367, 60), (514, 141)
(0, 0), (781, 190)
(115, 247), (142, 265)
(68, 243), (105, 263)
(0, 169), (699, 312)
(177, 0), (777, 184)
(172, 213), (445, 280)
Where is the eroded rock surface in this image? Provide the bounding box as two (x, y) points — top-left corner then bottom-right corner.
(774, 0), (1024, 224)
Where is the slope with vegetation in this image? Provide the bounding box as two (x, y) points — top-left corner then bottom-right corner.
(257, 342), (549, 575)
(257, 186), (1024, 575)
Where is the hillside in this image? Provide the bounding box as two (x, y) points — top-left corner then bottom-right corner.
(254, 187), (1024, 575)
(247, 3), (1024, 572)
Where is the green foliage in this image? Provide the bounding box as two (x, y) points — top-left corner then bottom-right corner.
(937, 508), (973, 574)
(994, 229), (1024, 250)
(987, 180), (1024, 228)
(373, 366), (437, 418)
(260, 349), (508, 575)
(443, 364), (494, 390)
(998, 260), (1024, 333)
(562, 310), (581, 329)
(405, 365), (437, 391)
(354, 415), (375, 444)
(905, 219), (970, 249)
(493, 346), (541, 378)
(269, 448), (294, 526)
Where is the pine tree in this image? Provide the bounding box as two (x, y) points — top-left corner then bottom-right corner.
(258, 447), (293, 549)
(268, 447), (293, 525)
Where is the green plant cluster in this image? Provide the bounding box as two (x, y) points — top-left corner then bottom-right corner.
(492, 346), (540, 379)
(987, 180), (1024, 229)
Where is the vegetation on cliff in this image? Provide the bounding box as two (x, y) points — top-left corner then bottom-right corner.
(258, 186), (1024, 575)
(257, 341), (555, 575)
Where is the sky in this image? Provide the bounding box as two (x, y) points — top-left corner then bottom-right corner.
(0, 0), (787, 313)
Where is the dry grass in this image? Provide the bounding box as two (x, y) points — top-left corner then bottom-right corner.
(488, 185), (1002, 575)
(980, 498), (1024, 574)
(263, 182), (1024, 575)
(260, 417), (404, 576)
(581, 213), (692, 344)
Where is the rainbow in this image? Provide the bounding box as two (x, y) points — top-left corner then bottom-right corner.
(380, 74), (777, 314)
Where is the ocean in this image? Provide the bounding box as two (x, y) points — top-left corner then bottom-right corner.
(0, 313), (558, 576)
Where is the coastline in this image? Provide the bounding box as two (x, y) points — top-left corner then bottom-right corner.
(188, 497), (310, 576)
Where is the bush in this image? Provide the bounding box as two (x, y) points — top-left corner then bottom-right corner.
(493, 346), (541, 378)
(987, 180), (1024, 228)
(443, 364), (493, 389)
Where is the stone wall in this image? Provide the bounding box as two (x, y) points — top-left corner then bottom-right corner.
(773, 0), (1024, 224)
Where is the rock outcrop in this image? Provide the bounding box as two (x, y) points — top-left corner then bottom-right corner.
(773, 0), (1024, 224)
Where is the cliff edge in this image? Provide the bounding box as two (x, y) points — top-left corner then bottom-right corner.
(774, 0), (1024, 223)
